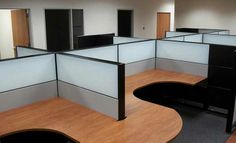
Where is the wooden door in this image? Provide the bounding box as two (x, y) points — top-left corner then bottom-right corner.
(156, 13), (170, 39)
(11, 9), (30, 48)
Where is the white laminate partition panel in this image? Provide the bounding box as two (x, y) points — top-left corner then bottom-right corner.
(119, 40), (156, 64)
(156, 40), (209, 64)
(166, 31), (194, 38)
(57, 54), (118, 98)
(113, 37), (146, 44)
(164, 36), (184, 41)
(219, 30), (230, 35)
(0, 54), (56, 93)
(184, 34), (203, 43)
(17, 47), (48, 57)
(66, 45), (118, 62)
(203, 34), (236, 46)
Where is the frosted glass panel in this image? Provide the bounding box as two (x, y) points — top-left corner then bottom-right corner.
(17, 47), (48, 57)
(119, 40), (156, 64)
(166, 32), (194, 38)
(0, 54), (56, 93)
(66, 45), (117, 62)
(219, 31), (230, 35)
(157, 40), (209, 64)
(164, 36), (184, 41)
(57, 54), (118, 98)
(113, 37), (146, 44)
(203, 34), (236, 46)
(184, 34), (203, 43)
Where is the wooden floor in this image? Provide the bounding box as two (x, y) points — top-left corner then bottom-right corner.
(0, 69), (205, 143)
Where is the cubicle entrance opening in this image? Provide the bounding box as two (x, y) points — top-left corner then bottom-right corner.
(0, 9), (31, 59)
(118, 10), (133, 37)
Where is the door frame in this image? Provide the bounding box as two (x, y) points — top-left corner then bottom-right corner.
(0, 8), (32, 46)
(156, 12), (171, 39)
(117, 9), (134, 37)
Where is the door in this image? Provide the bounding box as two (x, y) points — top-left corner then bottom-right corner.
(156, 13), (170, 39)
(11, 9), (30, 48)
(45, 9), (70, 52)
(118, 10), (133, 37)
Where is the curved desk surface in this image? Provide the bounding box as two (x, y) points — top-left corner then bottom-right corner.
(0, 69), (204, 143)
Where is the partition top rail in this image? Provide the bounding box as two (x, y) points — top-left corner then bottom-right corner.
(117, 39), (155, 45)
(58, 52), (123, 65)
(0, 53), (52, 62)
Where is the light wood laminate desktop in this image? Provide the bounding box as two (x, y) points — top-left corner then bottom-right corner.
(0, 69), (205, 143)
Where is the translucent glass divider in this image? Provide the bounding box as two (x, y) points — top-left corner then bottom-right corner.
(118, 40), (156, 64)
(57, 53), (119, 98)
(165, 31), (195, 38)
(164, 36), (184, 41)
(113, 36), (146, 44)
(156, 40), (209, 64)
(203, 34), (236, 46)
(0, 54), (56, 93)
(219, 30), (230, 35)
(16, 46), (48, 57)
(66, 45), (118, 62)
(184, 34), (203, 43)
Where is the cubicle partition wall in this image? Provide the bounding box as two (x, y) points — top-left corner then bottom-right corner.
(165, 31), (195, 38)
(16, 46), (48, 57)
(118, 40), (156, 76)
(203, 34), (236, 46)
(0, 53), (57, 112)
(67, 39), (156, 76)
(66, 45), (118, 62)
(113, 36), (146, 44)
(56, 53), (125, 120)
(156, 40), (209, 77)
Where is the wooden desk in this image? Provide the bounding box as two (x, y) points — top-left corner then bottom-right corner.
(0, 69), (205, 143)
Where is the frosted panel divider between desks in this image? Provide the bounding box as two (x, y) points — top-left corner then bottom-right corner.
(119, 40), (156, 64)
(156, 40), (209, 64)
(166, 32), (195, 38)
(164, 36), (184, 41)
(113, 37), (146, 44)
(66, 45), (117, 62)
(17, 47), (48, 57)
(0, 54), (56, 93)
(203, 34), (236, 46)
(57, 54), (118, 98)
(184, 34), (203, 43)
(219, 30), (230, 35)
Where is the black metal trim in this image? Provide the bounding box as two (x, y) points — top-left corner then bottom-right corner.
(155, 40), (157, 69)
(58, 80), (117, 100)
(0, 53), (53, 62)
(57, 52), (122, 65)
(76, 33), (115, 38)
(54, 54), (59, 97)
(117, 45), (120, 63)
(0, 80), (57, 94)
(118, 64), (126, 120)
(159, 38), (210, 45)
(117, 39), (155, 45)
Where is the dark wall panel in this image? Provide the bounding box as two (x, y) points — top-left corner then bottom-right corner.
(45, 10), (70, 52)
(118, 10), (132, 37)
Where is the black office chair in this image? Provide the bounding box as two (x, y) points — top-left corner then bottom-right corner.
(0, 129), (79, 143)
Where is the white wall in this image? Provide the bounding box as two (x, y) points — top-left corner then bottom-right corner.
(175, 0), (236, 34)
(0, 0), (174, 50)
(0, 10), (14, 59)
